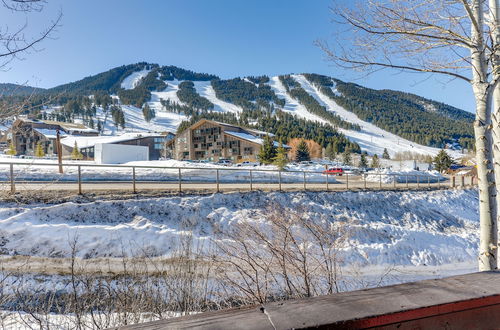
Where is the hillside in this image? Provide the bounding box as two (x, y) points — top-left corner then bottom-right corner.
(0, 83), (45, 96)
(3, 62), (475, 156)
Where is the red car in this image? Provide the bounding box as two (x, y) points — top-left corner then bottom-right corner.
(323, 168), (344, 176)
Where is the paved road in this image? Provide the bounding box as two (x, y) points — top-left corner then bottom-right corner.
(1, 177), (467, 194)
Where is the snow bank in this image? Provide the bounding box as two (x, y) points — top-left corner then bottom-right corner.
(365, 169), (446, 183)
(0, 189), (479, 267)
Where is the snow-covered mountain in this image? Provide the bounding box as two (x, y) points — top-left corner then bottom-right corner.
(13, 62), (474, 157)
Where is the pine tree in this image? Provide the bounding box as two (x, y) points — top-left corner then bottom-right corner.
(342, 149), (352, 166)
(433, 149), (453, 173)
(258, 135), (277, 164)
(71, 141), (83, 160)
(325, 142), (336, 160)
(382, 148), (390, 159)
(295, 139), (310, 162)
(6, 142), (16, 156)
(371, 154), (380, 168)
(34, 142), (45, 158)
(273, 141), (288, 170)
(119, 111), (126, 129)
(358, 153), (368, 168)
(142, 104), (155, 122)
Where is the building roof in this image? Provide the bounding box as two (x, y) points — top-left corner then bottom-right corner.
(224, 131), (288, 148)
(14, 117), (98, 134)
(33, 128), (68, 139)
(61, 132), (164, 149)
(41, 120), (98, 133)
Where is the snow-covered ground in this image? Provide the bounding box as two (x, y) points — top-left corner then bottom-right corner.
(365, 169), (446, 183)
(0, 189), (479, 268)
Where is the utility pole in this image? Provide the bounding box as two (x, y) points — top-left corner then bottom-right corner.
(56, 129), (63, 174)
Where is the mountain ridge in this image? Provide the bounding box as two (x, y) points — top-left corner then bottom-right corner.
(0, 62), (475, 155)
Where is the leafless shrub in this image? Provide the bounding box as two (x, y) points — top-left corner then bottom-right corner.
(213, 204), (350, 304)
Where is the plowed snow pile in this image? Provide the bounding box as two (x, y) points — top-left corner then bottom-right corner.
(0, 189), (478, 268)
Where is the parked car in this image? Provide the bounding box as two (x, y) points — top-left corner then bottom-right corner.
(323, 167), (344, 176)
(236, 161), (258, 167)
(217, 159), (232, 166)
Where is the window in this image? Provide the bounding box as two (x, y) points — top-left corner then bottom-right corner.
(154, 143), (163, 150)
(194, 144), (198, 148)
(154, 137), (164, 143)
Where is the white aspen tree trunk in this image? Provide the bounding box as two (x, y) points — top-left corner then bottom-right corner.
(472, 0), (497, 271)
(490, 0), (500, 267)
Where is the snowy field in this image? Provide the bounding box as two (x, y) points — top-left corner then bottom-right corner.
(0, 189), (478, 266)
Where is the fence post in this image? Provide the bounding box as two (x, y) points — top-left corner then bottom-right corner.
(77, 165), (82, 195)
(278, 170), (282, 191)
(346, 172), (349, 190)
(450, 176), (455, 188)
(326, 172), (329, 191)
(460, 176), (465, 187)
(132, 167), (136, 193)
(9, 163), (15, 194)
(303, 171), (306, 191)
(393, 174), (396, 189)
(249, 170), (253, 191)
(178, 168), (182, 193)
(216, 169), (220, 193)
(379, 173), (382, 189)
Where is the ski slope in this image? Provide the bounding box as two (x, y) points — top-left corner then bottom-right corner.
(120, 69), (151, 89)
(93, 104), (185, 135)
(193, 81), (243, 113)
(268, 76), (328, 124)
(292, 74), (455, 157)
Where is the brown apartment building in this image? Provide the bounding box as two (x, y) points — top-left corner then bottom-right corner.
(7, 118), (99, 156)
(167, 119), (279, 162)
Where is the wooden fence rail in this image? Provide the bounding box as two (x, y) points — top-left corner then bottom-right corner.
(0, 162), (476, 195)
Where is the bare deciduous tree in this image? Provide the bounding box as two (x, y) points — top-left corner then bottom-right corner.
(318, 0), (498, 270)
(0, 0), (61, 68)
(0, 0), (62, 122)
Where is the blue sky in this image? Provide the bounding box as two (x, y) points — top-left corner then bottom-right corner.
(1, 0), (474, 111)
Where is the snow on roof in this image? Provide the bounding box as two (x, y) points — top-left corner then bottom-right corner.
(65, 127), (99, 134)
(224, 131), (287, 148)
(246, 128), (275, 137)
(61, 132), (163, 149)
(33, 128), (67, 139)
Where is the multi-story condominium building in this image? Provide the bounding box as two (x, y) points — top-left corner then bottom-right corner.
(7, 118), (99, 156)
(167, 119), (279, 162)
